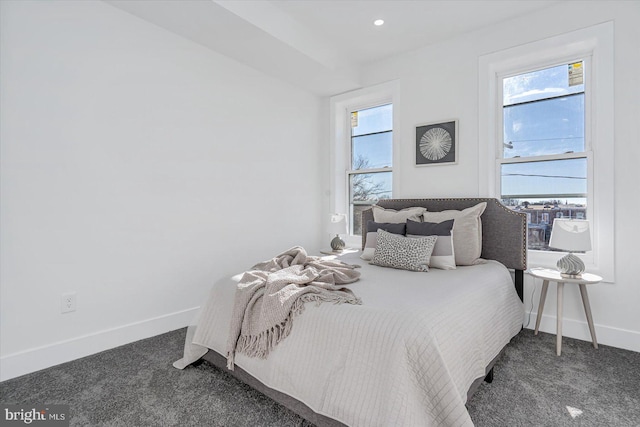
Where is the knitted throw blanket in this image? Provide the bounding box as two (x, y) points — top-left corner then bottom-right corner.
(226, 246), (361, 370)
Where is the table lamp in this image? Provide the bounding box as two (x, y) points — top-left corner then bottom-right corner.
(548, 219), (591, 278)
(328, 214), (347, 251)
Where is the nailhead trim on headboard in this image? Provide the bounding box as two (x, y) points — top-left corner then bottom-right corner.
(361, 197), (527, 271)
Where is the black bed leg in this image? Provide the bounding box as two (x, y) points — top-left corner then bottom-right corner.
(515, 269), (524, 302)
(484, 368), (494, 384)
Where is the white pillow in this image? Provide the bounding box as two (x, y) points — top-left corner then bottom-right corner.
(421, 202), (486, 266)
(372, 205), (426, 224)
(371, 229), (437, 272)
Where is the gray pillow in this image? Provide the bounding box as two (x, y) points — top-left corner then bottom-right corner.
(361, 221), (406, 261)
(367, 221), (407, 234)
(371, 229), (437, 272)
(406, 219), (454, 236)
(406, 219), (456, 270)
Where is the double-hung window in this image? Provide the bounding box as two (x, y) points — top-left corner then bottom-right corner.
(330, 81), (398, 243)
(479, 22), (614, 280)
(348, 104), (393, 235)
(499, 61), (589, 251)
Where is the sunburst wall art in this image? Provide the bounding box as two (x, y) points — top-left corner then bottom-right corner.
(415, 120), (458, 166)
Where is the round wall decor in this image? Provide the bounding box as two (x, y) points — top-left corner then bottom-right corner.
(415, 120), (458, 166)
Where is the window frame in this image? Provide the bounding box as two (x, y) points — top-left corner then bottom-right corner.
(330, 81), (399, 247)
(478, 22), (614, 282)
(347, 103), (393, 235)
(497, 58), (592, 254)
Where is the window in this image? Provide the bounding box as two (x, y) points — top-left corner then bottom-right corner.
(348, 104), (393, 235)
(478, 23), (614, 280)
(330, 80), (398, 244)
(499, 61), (589, 251)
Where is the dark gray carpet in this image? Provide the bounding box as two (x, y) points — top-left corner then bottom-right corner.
(1, 328), (638, 426)
(466, 330), (640, 426)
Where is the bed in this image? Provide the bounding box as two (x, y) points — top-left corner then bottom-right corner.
(174, 198), (527, 426)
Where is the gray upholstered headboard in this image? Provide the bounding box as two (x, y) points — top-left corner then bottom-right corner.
(361, 198), (527, 299)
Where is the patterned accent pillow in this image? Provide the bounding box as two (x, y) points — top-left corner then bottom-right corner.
(406, 219), (456, 270)
(361, 221), (407, 261)
(371, 229), (437, 272)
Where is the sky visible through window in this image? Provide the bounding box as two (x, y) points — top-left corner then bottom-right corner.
(502, 62), (587, 205)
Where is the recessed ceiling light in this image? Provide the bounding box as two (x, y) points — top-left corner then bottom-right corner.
(374, 19), (384, 26)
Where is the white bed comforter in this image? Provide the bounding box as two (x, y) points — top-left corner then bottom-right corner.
(175, 251), (523, 427)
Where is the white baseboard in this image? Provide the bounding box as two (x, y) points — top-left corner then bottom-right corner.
(3, 308), (636, 382)
(0, 307), (199, 382)
(524, 312), (640, 353)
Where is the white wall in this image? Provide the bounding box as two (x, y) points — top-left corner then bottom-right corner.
(358, 1), (640, 351)
(0, 0), (322, 380)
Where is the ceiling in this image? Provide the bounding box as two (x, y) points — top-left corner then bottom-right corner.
(105, 0), (560, 96)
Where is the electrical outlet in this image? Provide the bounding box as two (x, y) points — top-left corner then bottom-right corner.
(61, 292), (76, 314)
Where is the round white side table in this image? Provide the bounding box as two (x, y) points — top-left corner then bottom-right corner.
(528, 268), (602, 356)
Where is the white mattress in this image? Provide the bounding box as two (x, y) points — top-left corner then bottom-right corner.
(176, 251), (524, 427)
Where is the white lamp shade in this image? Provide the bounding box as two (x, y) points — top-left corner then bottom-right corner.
(328, 213), (348, 235)
(549, 219), (592, 252)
